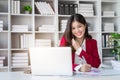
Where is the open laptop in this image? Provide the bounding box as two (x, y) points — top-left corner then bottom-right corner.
(29, 47), (73, 76)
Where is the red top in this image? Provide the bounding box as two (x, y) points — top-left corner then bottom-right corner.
(59, 36), (101, 71)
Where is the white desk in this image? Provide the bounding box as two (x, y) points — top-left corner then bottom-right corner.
(0, 70), (120, 80)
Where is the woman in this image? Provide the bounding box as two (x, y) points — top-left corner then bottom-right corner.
(59, 14), (101, 72)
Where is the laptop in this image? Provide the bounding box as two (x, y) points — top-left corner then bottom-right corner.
(29, 47), (73, 76)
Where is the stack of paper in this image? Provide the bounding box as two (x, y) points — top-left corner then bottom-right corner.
(12, 25), (29, 32)
(12, 53), (28, 67)
(60, 20), (67, 32)
(111, 60), (120, 70)
(35, 39), (51, 47)
(0, 56), (6, 67)
(78, 3), (94, 16)
(103, 23), (114, 32)
(38, 25), (55, 32)
(103, 11), (115, 16)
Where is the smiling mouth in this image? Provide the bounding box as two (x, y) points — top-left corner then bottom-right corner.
(76, 32), (82, 36)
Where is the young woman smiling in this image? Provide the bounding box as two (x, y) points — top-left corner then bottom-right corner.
(59, 14), (101, 72)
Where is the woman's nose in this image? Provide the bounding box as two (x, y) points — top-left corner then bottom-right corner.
(75, 28), (79, 32)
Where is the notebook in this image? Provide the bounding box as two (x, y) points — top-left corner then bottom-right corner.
(29, 47), (73, 76)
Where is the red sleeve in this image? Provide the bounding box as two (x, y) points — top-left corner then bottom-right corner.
(79, 39), (101, 68)
(59, 36), (66, 47)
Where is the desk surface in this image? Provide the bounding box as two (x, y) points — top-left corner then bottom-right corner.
(0, 70), (120, 80)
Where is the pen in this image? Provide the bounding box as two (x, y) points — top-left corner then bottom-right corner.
(82, 56), (87, 64)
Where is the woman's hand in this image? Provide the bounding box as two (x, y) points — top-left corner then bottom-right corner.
(79, 64), (91, 72)
(72, 38), (80, 50)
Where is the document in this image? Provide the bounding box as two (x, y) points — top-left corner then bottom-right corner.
(111, 60), (120, 70)
(74, 68), (120, 76)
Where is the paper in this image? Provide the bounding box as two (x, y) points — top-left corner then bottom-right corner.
(74, 68), (120, 76)
(111, 60), (120, 70)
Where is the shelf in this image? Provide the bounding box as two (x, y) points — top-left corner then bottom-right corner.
(0, 0), (120, 72)
(102, 47), (114, 49)
(35, 31), (55, 33)
(11, 31), (33, 33)
(11, 49), (28, 51)
(102, 32), (115, 33)
(0, 66), (8, 69)
(80, 0), (97, 1)
(11, 66), (30, 68)
(11, 14), (33, 16)
(0, 13), (8, 15)
(102, 16), (118, 18)
(0, 49), (8, 51)
(101, 0), (117, 3)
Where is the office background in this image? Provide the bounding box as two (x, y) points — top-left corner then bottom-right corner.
(0, 0), (120, 72)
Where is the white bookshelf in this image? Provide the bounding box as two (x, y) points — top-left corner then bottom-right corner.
(0, 0), (120, 72)
(101, 0), (120, 65)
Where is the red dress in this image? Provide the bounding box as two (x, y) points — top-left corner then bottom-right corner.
(60, 36), (101, 71)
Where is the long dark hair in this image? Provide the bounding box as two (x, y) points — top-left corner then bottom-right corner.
(63, 14), (92, 51)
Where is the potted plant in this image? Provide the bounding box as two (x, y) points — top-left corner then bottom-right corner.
(111, 33), (120, 60)
(23, 5), (32, 14)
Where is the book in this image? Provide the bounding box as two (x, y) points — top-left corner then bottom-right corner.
(12, 63), (28, 67)
(59, 3), (64, 15)
(69, 4), (74, 15)
(0, 56), (6, 60)
(12, 57), (28, 60)
(12, 59), (28, 63)
(64, 4), (69, 15)
(12, 53), (28, 57)
(103, 11), (115, 16)
(74, 4), (78, 14)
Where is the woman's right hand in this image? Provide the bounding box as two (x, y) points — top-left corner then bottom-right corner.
(79, 64), (91, 72)
(72, 38), (80, 51)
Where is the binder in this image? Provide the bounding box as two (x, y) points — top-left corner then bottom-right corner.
(59, 3), (64, 15)
(69, 4), (74, 15)
(74, 4), (78, 14)
(64, 4), (69, 15)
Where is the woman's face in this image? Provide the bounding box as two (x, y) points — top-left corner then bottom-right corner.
(71, 21), (86, 39)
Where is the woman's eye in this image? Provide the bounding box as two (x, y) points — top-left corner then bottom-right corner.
(78, 26), (81, 28)
(72, 27), (75, 30)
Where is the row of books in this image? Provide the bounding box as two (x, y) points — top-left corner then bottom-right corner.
(38, 25), (55, 32)
(12, 25), (29, 32)
(35, 39), (51, 47)
(58, 3), (78, 15)
(11, 0), (20, 14)
(0, 20), (3, 31)
(102, 34), (114, 48)
(78, 3), (94, 16)
(60, 20), (67, 32)
(0, 56), (6, 67)
(35, 1), (54, 15)
(102, 23), (114, 32)
(12, 53), (28, 67)
(103, 11), (115, 16)
(20, 34), (33, 49)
